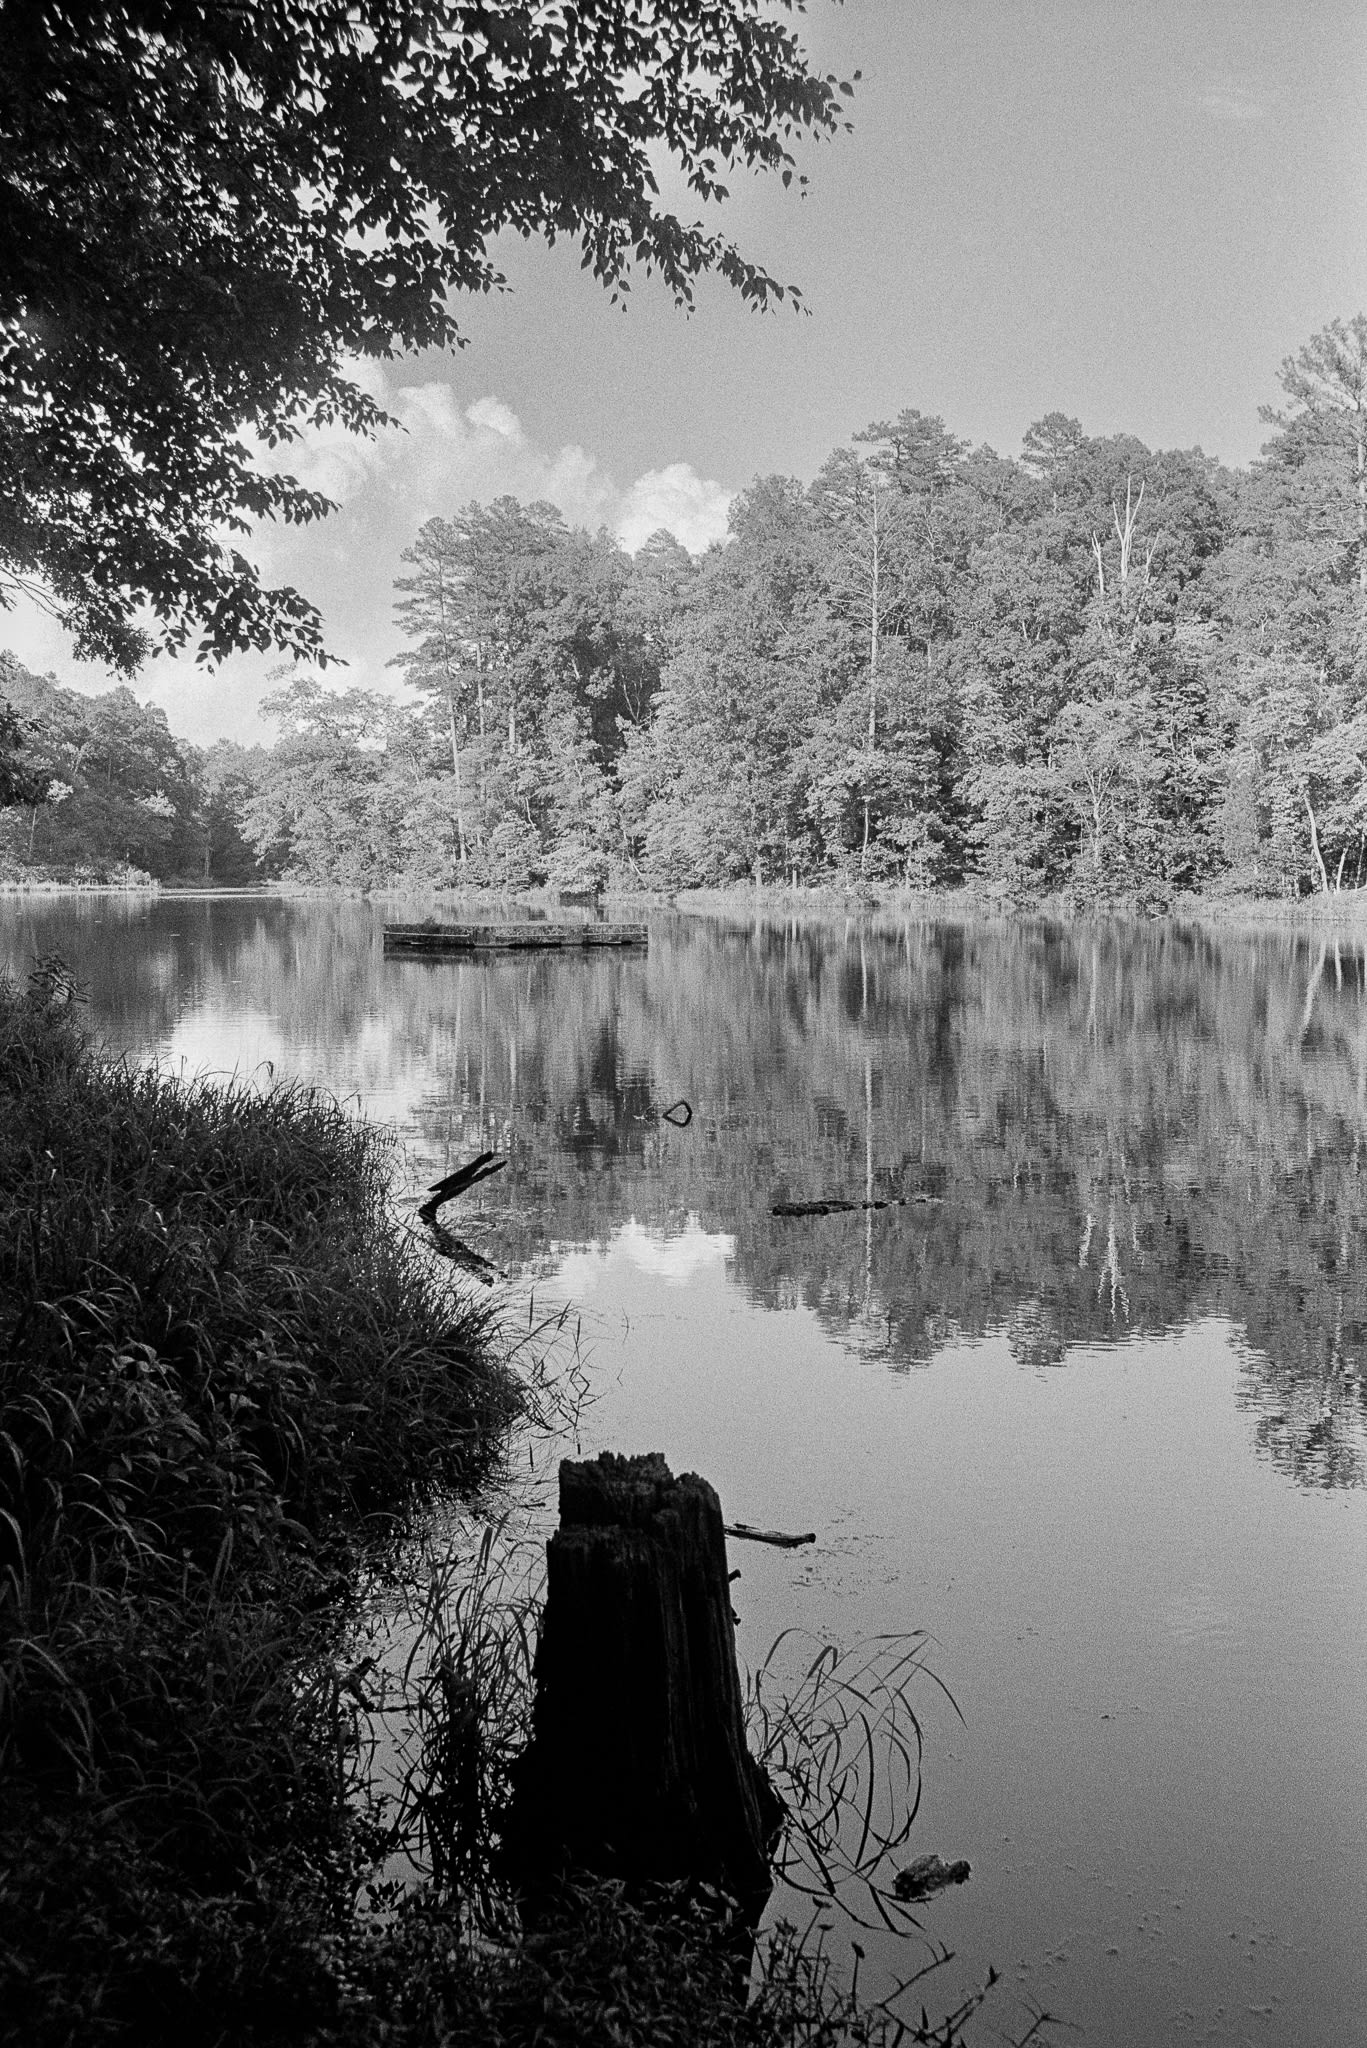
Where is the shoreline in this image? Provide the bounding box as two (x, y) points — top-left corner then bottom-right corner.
(7, 874), (1367, 932)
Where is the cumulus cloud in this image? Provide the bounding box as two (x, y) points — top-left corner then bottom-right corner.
(464, 394), (521, 439)
(269, 363), (730, 552)
(617, 463), (733, 554)
(0, 367), (733, 745)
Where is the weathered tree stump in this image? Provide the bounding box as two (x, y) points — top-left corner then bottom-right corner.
(504, 1452), (781, 1917)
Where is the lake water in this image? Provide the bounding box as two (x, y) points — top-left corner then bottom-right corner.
(4, 894), (1365, 2048)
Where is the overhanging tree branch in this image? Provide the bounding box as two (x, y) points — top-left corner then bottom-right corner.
(0, 0), (855, 671)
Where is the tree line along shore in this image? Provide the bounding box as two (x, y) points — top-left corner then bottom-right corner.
(2, 315), (1366, 912)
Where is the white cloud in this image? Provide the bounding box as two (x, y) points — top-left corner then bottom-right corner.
(272, 415), (382, 508)
(0, 369), (733, 744)
(617, 463), (734, 554)
(270, 364), (729, 551)
(465, 395), (522, 439)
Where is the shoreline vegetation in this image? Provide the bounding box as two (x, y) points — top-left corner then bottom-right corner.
(0, 965), (994, 2048)
(9, 872), (1367, 933)
(0, 960), (514, 2042)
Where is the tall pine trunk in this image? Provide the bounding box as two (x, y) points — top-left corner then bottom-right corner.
(447, 686), (467, 868)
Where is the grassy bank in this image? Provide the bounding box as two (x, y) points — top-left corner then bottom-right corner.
(0, 961), (523, 2043)
(0, 966), (996, 2047)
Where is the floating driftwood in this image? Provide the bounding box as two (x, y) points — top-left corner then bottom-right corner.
(772, 1192), (943, 1218)
(724, 1522), (816, 1549)
(418, 1149), (506, 1224)
(416, 1151), (505, 1280)
(893, 1852), (972, 1902)
(384, 920), (648, 955)
(504, 1452), (782, 1918)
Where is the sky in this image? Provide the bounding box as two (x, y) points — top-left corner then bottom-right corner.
(6, 0), (1367, 745)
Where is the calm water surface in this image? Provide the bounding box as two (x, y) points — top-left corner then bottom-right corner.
(4, 895), (1366, 2048)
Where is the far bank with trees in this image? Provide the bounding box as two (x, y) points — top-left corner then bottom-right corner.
(5, 317), (1367, 908)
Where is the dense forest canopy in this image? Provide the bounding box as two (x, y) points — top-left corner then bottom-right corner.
(3, 313), (1367, 906)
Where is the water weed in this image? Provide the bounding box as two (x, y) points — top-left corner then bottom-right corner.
(747, 1629), (959, 1935)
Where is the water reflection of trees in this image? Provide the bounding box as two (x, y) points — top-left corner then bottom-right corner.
(4, 900), (1366, 1491)
(415, 913), (1367, 1494)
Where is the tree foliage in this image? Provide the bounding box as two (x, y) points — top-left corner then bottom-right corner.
(0, 650), (213, 879)
(0, 0), (852, 670)
(0, 695), (49, 809)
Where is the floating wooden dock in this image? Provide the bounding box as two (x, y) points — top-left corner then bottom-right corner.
(384, 920), (648, 955)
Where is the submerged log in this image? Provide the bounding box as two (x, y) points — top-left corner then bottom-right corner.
(384, 920), (648, 954)
(771, 1192), (942, 1218)
(724, 1521), (815, 1549)
(504, 1452), (781, 1916)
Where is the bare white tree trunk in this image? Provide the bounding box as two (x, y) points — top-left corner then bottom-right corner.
(448, 693), (467, 868)
(1305, 788), (1331, 893)
(1092, 475), (1154, 649)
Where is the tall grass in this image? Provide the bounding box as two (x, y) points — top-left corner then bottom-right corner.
(0, 960), (520, 2042)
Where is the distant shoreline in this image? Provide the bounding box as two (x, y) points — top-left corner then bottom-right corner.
(6, 875), (1367, 928)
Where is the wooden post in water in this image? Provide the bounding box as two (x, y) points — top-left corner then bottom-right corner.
(504, 1452), (781, 1916)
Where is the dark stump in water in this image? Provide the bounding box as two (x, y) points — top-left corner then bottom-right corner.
(504, 1452), (782, 1920)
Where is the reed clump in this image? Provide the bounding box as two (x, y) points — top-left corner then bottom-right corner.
(337, 1879), (959, 2048)
(0, 961), (519, 2043)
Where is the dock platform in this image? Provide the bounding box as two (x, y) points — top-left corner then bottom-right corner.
(384, 920), (648, 956)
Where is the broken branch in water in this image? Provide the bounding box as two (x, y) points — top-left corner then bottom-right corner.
(427, 1223), (501, 1283)
(418, 1150), (507, 1224)
(724, 1522), (816, 1549)
(771, 1193), (942, 1219)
